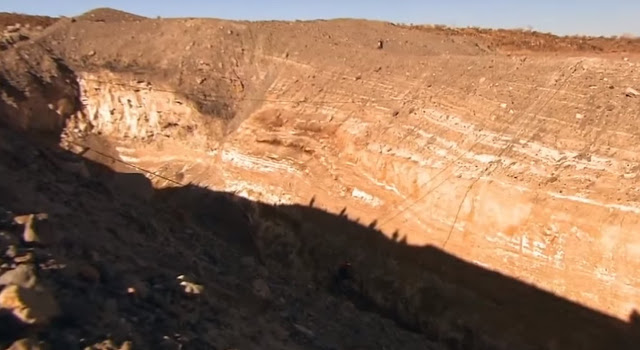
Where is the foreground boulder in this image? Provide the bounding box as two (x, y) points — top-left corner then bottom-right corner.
(0, 285), (59, 325)
(6, 338), (49, 350)
(0, 264), (38, 289)
(13, 214), (57, 245)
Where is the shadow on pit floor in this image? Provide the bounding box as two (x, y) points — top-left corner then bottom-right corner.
(4, 129), (640, 350)
(156, 182), (640, 350)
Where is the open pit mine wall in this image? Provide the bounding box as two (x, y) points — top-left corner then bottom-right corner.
(68, 58), (640, 322)
(3, 32), (640, 324)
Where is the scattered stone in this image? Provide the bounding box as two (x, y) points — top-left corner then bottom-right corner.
(377, 40), (384, 49)
(179, 280), (203, 295)
(7, 338), (48, 350)
(0, 264), (38, 288)
(5, 245), (18, 258)
(13, 213), (56, 245)
(14, 252), (34, 264)
(293, 323), (315, 338)
(354, 74), (362, 81)
(6, 24), (21, 33)
(500, 103), (508, 108)
(0, 285), (59, 324)
(159, 336), (181, 350)
(576, 113), (585, 119)
(85, 339), (121, 350)
(392, 110), (400, 117)
(625, 87), (640, 97)
(4, 33), (21, 45)
(252, 279), (271, 300)
(177, 276), (203, 295)
(124, 276), (149, 298)
(195, 77), (206, 85)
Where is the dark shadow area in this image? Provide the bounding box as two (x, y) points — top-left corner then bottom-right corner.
(0, 46), (82, 143)
(155, 180), (640, 350)
(1, 126), (639, 349)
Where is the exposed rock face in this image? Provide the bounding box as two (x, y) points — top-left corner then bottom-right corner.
(69, 73), (225, 147)
(65, 54), (640, 321)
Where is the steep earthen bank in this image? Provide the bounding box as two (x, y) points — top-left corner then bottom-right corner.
(2, 8), (640, 349)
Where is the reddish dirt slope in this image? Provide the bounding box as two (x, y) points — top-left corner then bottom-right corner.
(408, 25), (640, 54)
(0, 13), (57, 30)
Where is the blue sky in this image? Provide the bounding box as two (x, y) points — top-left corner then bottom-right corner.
(3, 0), (639, 37)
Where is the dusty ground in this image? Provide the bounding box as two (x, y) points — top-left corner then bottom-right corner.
(0, 12), (56, 51)
(2, 7), (640, 350)
(408, 25), (640, 54)
(0, 13), (57, 30)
